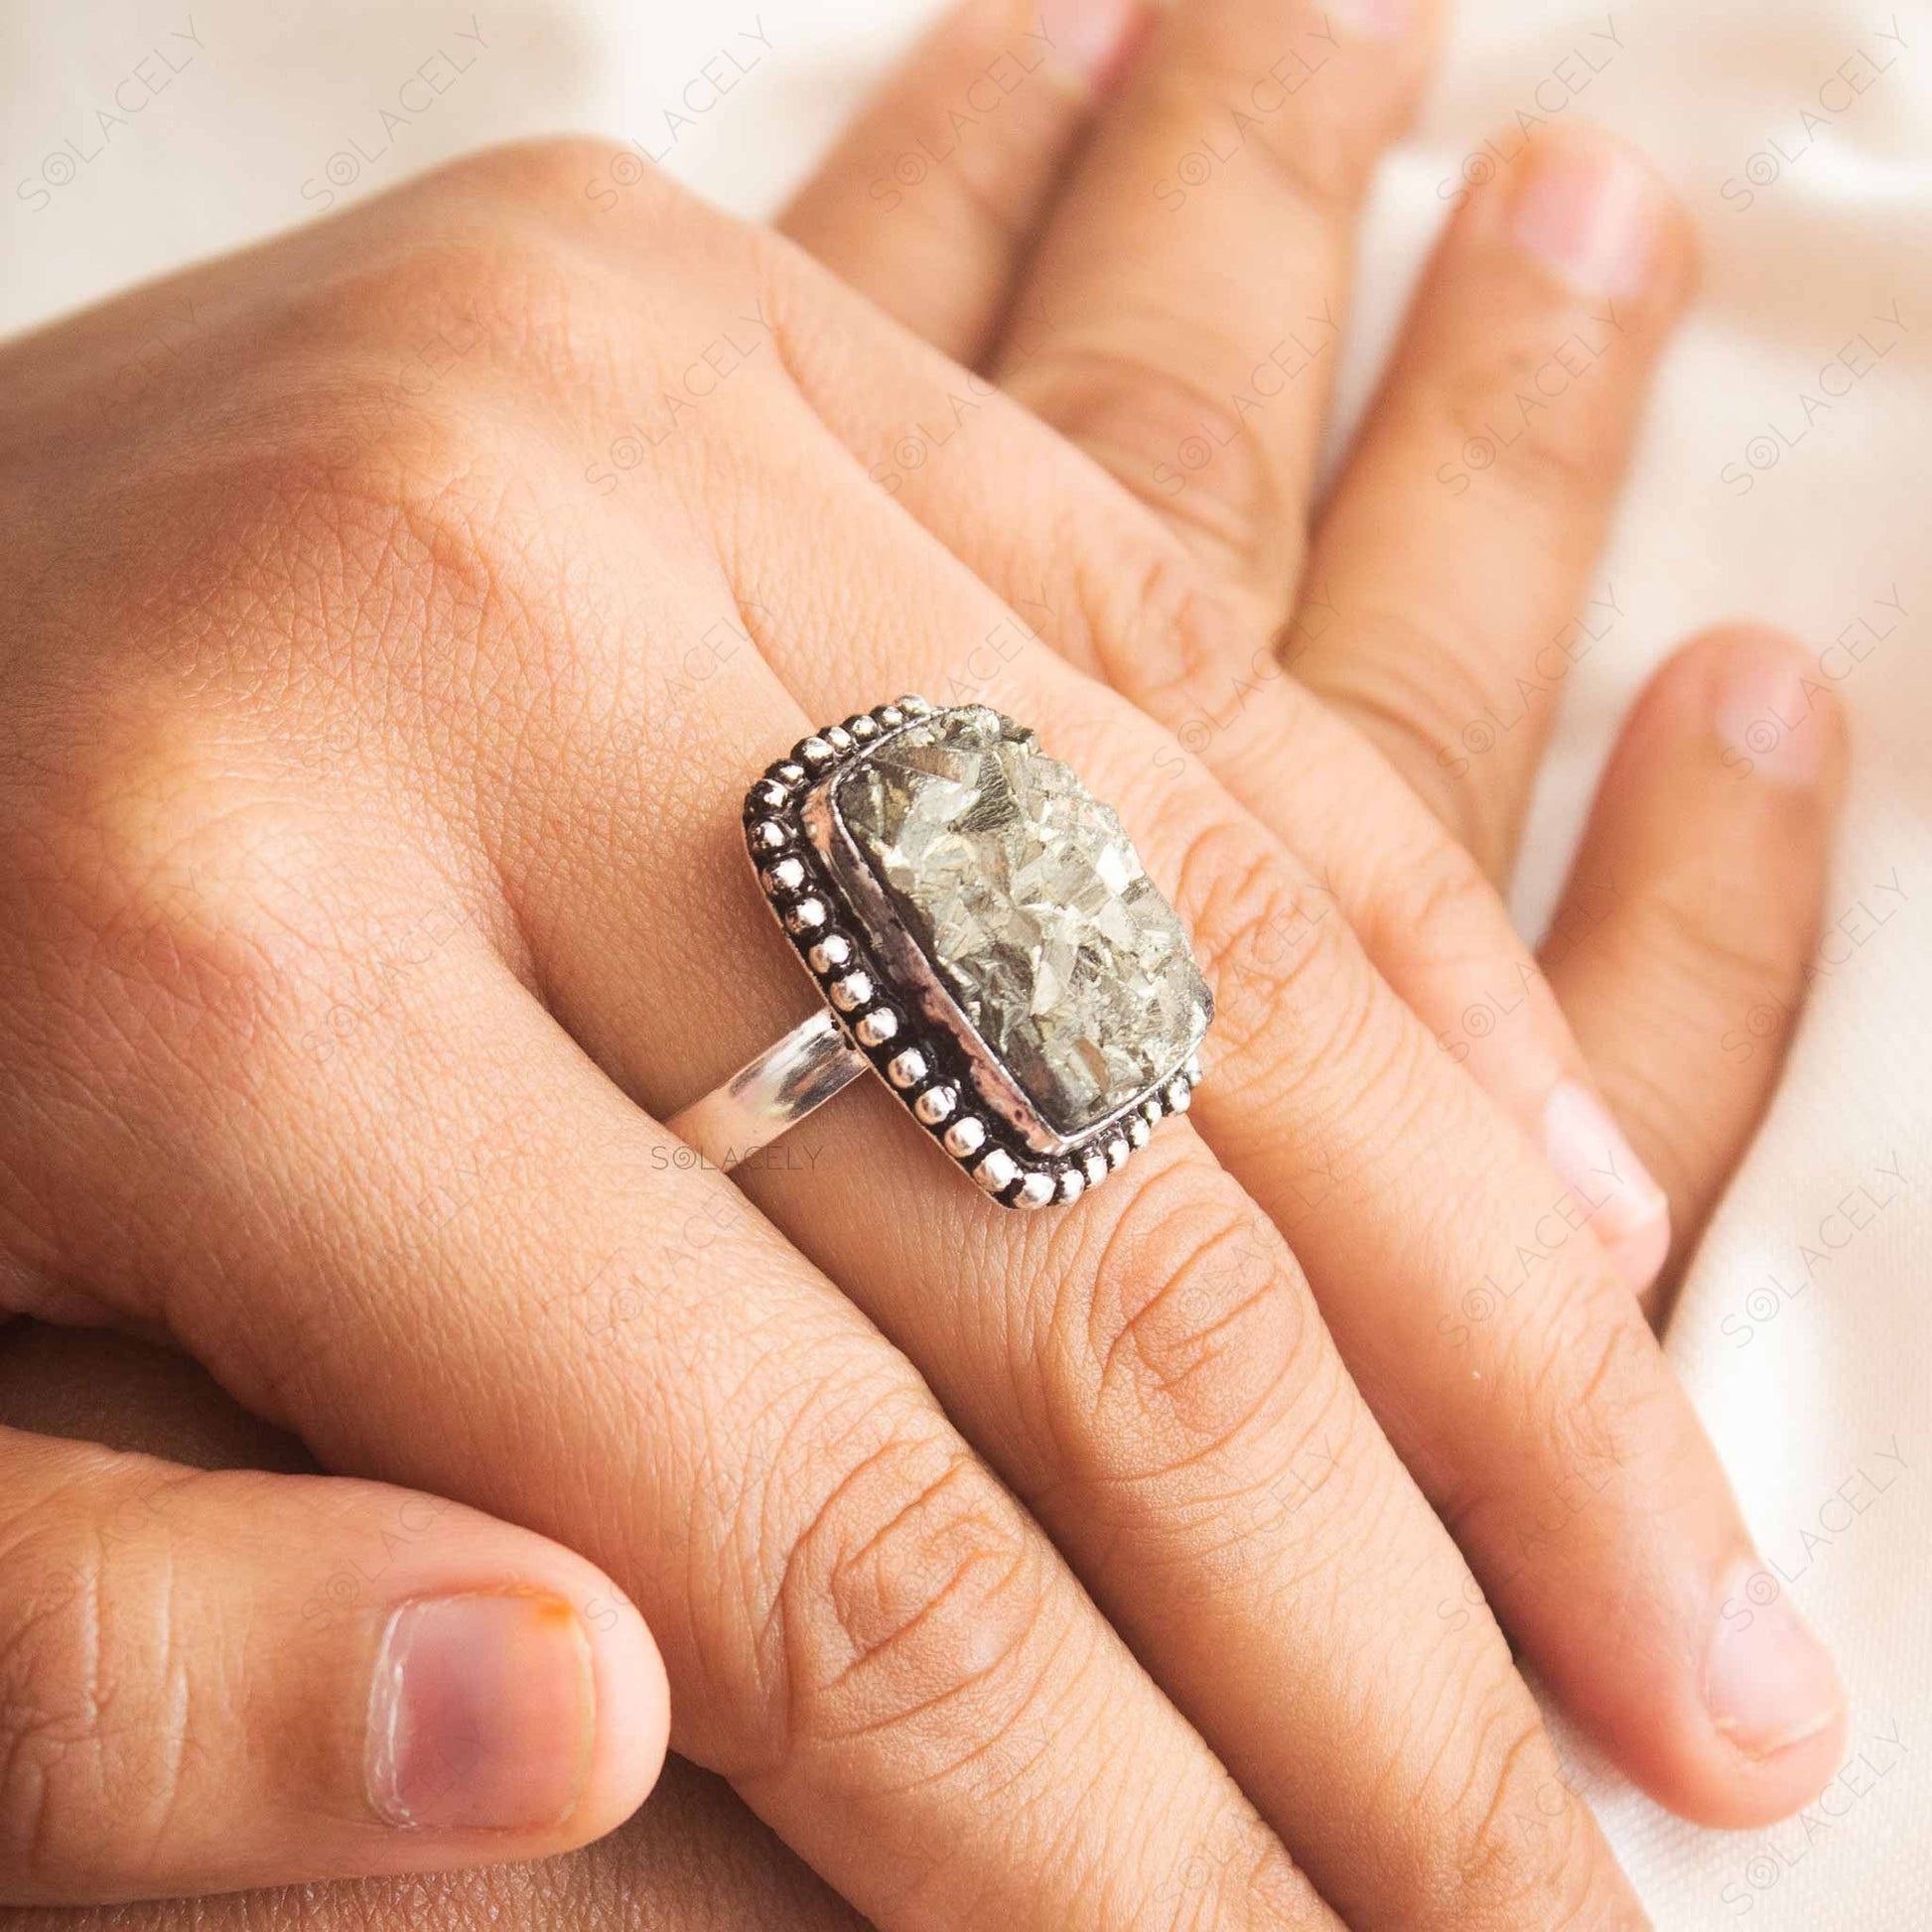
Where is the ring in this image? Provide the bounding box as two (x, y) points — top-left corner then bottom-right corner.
(667, 696), (1212, 1208)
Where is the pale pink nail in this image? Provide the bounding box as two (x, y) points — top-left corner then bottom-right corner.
(1509, 136), (1666, 298)
(1706, 1560), (1846, 1761)
(1542, 1080), (1671, 1289)
(1036, 0), (1147, 91)
(1713, 639), (1826, 787)
(366, 1593), (594, 1831)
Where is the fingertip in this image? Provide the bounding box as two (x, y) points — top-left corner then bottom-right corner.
(1456, 119), (1699, 315)
(1654, 621), (1850, 797)
(573, 1579), (673, 1841)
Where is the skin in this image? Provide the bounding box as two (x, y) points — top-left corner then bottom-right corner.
(0, 1), (1852, 1928)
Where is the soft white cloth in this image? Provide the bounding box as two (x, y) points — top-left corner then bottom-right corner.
(6, 3), (1927, 1927)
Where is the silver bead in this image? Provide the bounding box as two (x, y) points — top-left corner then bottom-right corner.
(898, 694), (934, 716)
(1166, 1077), (1191, 1113)
(1015, 1172), (1055, 1209)
(829, 973), (873, 1013)
(762, 857), (804, 895)
(912, 1085), (956, 1126)
(1141, 1095), (1165, 1125)
(944, 1116), (986, 1159)
(808, 934), (853, 974)
(1128, 1116), (1152, 1150)
(784, 897), (827, 933)
(854, 1008), (898, 1047)
(799, 737), (835, 765)
(876, 705), (904, 729)
(824, 725), (855, 754)
(887, 1048), (928, 1090)
(973, 1148), (1019, 1194)
(753, 780), (787, 811)
(773, 761), (806, 786)
(1183, 1053), (1203, 1084)
(751, 819), (786, 852)
(1056, 1168), (1086, 1204)
(1105, 1136), (1130, 1172)
(846, 715), (880, 740)
(1082, 1150), (1109, 1189)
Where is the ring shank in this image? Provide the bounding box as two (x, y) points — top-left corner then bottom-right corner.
(666, 1009), (868, 1171)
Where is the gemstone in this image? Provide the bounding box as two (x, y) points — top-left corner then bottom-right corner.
(831, 705), (1210, 1139)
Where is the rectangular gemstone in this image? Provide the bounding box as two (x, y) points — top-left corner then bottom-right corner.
(829, 706), (1210, 1139)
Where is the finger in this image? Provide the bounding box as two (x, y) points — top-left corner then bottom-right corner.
(0, 1421), (667, 1905)
(18, 949), (1321, 1930)
(796, 244), (1673, 1287)
(778, 0), (1149, 364)
(588, 358), (1657, 1923)
(1289, 124), (1698, 879)
(0, 1322), (872, 1932)
(989, 0), (1440, 621)
(752, 266), (1846, 1840)
(1539, 626), (1851, 1323)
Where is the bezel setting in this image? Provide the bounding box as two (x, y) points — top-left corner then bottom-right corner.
(742, 696), (1211, 1209)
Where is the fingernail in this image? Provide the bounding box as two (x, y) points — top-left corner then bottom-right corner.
(367, 1592), (595, 1831)
(1508, 135), (1666, 298)
(1713, 638), (1826, 787)
(1706, 1561), (1846, 1761)
(1036, 0), (1148, 92)
(1543, 1080), (1671, 1289)
(1328, 0), (1410, 38)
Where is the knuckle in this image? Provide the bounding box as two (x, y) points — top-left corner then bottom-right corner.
(1042, 1146), (1320, 1480)
(1317, 605), (1518, 864)
(1171, 819), (1375, 1089)
(766, 1404), (1059, 1778)
(0, 1481), (189, 1891)
(1013, 342), (1296, 577)
(1432, 1693), (1607, 1928)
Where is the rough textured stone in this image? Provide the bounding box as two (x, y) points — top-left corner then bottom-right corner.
(833, 706), (1209, 1137)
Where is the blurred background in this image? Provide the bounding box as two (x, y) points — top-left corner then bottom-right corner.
(6, 3), (1929, 1925)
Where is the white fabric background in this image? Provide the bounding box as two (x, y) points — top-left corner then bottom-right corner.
(5, 3), (1927, 1927)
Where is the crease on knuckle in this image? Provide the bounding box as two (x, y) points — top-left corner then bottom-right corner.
(1175, 821), (1421, 1149)
(762, 1416), (1058, 1789)
(1433, 1691), (1601, 1929)
(1313, 602), (1515, 861)
(1042, 1148), (1316, 1485)
(1015, 340), (1299, 578)
(0, 1498), (188, 1891)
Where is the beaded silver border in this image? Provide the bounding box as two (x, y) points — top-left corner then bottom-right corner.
(742, 696), (1208, 1210)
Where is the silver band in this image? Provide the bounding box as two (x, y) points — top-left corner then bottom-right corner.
(667, 1010), (867, 1171)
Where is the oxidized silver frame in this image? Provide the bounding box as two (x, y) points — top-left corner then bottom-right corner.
(733, 695), (1209, 1210)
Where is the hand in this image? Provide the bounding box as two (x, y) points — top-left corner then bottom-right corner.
(0, 1323), (861, 1932)
(0, 27), (1844, 1932)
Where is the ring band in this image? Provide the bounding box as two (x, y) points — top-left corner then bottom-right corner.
(668, 696), (1212, 1209)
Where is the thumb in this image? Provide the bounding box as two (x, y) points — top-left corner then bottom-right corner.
(0, 1423), (668, 1904)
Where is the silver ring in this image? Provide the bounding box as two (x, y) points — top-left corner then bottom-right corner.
(667, 696), (1212, 1209)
